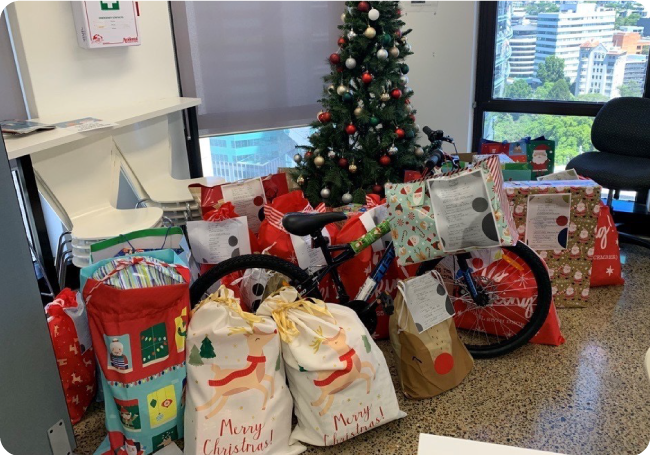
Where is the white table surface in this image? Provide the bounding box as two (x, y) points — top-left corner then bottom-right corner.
(4, 97), (200, 160)
(418, 434), (564, 454)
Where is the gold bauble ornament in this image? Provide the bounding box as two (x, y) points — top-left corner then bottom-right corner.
(314, 155), (325, 167)
(363, 26), (377, 39)
(354, 106), (363, 117)
(297, 175), (305, 185)
(380, 92), (390, 102)
(349, 163), (358, 173)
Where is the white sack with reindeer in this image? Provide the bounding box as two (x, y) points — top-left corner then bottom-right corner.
(184, 286), (305, 455)
(257, 287), (405, 446)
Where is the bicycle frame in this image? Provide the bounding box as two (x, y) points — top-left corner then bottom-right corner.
(294, 218), (481, 307)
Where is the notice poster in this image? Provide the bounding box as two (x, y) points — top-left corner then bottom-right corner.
(427, 169), (500, 252)
(401, 272), (454, 333)
(186, 217), (251, 264)
(220, 178), (266, 234)
(525, 194), (571, 250)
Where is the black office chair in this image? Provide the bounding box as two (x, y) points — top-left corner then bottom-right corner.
(567, 97), (650, 249)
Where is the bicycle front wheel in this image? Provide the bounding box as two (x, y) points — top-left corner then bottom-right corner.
(418, 241), (552, 359)
(190, 254), (317, 310)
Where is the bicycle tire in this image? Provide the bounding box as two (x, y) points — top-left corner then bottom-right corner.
(417, 241), (552, 359)
(190, 254), (317, 308)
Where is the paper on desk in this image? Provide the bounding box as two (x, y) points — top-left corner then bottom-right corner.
(54, 117), (117, 133)
(418, 434), (565, 454)
(186, 217), (251, 264)
(525, 194), (571, 250)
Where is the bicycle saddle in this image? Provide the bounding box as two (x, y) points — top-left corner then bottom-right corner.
(282, 212), (347, 237)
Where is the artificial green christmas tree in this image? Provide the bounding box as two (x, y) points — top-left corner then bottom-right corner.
(293, 1), (431, 206)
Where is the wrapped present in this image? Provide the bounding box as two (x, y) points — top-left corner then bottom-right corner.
(257, 287), (405, 446)
(184, 286), (303, 455)
(45, 288), (97, 424)
(390, 273), (474, 399)
(526, 140), (555, 177)
(386, 155), (518, 266)
(504, 179), (601, 308)
(591, 202), (624, 287)
(90, 227), (186, 264)
(81, 250), (190, 455)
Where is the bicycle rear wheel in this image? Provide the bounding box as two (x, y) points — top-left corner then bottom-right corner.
(417, 241), (552, 359)
(190, 254), (318, 310)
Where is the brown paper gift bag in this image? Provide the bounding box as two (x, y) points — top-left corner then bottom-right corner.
(389, 274), (474, 399)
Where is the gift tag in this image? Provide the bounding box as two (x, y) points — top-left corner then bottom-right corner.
(186, 217), (252, 263)
(401, 272), (454, 333)
(221, 178), (266, 233)
(290, 228), (330, 271)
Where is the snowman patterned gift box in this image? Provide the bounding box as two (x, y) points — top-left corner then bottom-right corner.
(504, 179), (601, 308)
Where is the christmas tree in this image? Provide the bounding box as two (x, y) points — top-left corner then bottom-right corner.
(199, 336), (216, 359)
(293, 1), (430, 206)
(188, 344), (204, 366)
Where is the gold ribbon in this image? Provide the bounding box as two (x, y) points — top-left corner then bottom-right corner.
(266, 287), (334, 343)
(194, 285), (263, 327)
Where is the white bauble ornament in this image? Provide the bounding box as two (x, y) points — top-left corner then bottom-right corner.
(327, 84), (335, 93)
(380, 92), (390, 102)
(342, 192), (353, 204)
(415, 147), (425, 157)
(354, 106), (363, 117)
(368, 8), (380, 21)
(293, 153), (302, 163)
(345, 57), (357, 69)
(341, 13), (346, 21)
(415, 124), (420, 132)
(406, 104), (414, 113)
(347, 30), (357, 40)
(321, 188), (331, 199)
(389, 46), (400, 58)
(364, 26), (377, 39)
(377, 48), (388, 60)
(336, 85), (348, 96)
(327, 150), (336, 159)
(388, 145), (398, 155)
(399, 75), (409, 85)
(314, 155), (325, 167)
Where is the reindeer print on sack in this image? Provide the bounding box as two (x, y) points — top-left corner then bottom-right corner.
(310, 328), (376, 416)
(195, 326), (277, 420)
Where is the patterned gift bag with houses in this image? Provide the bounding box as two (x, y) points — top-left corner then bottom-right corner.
(504, 180), (601, 308)
(257, 287), (405, 447)
(80, 250), (190, 455)
(184, 286), (303, 455)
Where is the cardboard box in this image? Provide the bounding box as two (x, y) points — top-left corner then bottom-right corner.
(504, 180), (602, 308)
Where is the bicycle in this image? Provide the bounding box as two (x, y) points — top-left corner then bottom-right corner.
(190, 128), (552, 358)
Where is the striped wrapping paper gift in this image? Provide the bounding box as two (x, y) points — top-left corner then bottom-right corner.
(92, 257), (186, 289)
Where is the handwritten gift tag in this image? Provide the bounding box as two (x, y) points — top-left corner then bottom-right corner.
(221, 178), (266, 233)
(400, 272), (455, 333)
(290, 229), (331, 272)
(525, 194), (571, 250)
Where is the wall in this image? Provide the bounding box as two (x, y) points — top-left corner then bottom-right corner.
(401, 1), (478, 154)
(6, 1), (179, 118)
(0, 12), (26, 121)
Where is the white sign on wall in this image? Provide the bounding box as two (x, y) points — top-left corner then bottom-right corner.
(71, 1), (141, 49)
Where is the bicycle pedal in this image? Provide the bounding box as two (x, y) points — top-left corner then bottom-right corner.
(377, 292), (394, 316)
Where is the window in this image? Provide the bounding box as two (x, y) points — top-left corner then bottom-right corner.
(200, 126), (313, 182)
(474, 1), (649, 167)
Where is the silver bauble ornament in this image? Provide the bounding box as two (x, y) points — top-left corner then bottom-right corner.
(406, 103), (414, 113)
(399, 75), (409, 85)
(404, 43), (412, 52)
(314, 155), (325, 167)
(388, 145), (398, 155)
(349, 163), (358, 173)
(389, 46), (400, 58)
(321, 187), (331, 199)
(415, 147), (425, 157)
(327, 84), (335, 93)
(297, 175), (305, 185)
(327, 150), (336, 159)
(364, 26), (377, 39)
(347, 30), (357, 40)
(376, 48), (389, 60)
(368, 8), (380, 21)
(336, 85), (348, 96)
(345, 57), (357, 69)
(342, 192), (353, 204)
(354, 106), (363, 117)
(415, 124), (420, 132)
(380, 92), (390, 102)
(293, 153), (302, 163)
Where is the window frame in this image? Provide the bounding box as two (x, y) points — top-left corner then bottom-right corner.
(472, 1), (650, 153)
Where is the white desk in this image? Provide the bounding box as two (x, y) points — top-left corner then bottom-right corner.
(418, 434), (564, 454)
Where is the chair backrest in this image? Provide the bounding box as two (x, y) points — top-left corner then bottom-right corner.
(112, 117), (196, 203)
(32, 136), (119, 221)
(592, 97), (650, 158)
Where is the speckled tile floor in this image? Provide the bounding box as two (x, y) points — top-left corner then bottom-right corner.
(73, 244), (650, 455)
